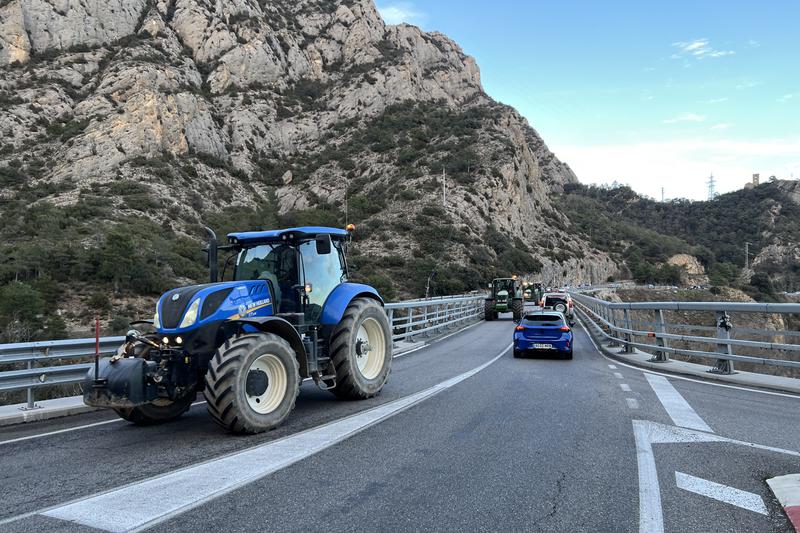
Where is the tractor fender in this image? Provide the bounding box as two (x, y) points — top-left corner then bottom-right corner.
(320, 283), (384, 326)
(230, 317), (308, 377)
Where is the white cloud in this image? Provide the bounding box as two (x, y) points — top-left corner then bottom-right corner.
(710, 123), (730, 130)
(554, 138), (800, 200)
(663, 112), (707, 124)
(736, 80), (761, 90)
(672, 38), (735, 60)
(748, 39), (761, 48)
(704, 97), (728, 104)
(377, 3), (425, 25)
(778, 93), (794, 103)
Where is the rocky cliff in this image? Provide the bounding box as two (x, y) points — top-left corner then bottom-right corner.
(0, 0), (614, 335)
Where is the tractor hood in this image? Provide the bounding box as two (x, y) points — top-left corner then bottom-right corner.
(155, 280), (274, 333)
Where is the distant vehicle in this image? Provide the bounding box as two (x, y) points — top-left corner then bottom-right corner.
(513, 312), (573, 359)
(484, 278), (525, 321)
(539, 292), (574, 324)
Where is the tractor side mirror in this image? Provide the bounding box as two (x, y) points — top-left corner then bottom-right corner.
(316, 235), (331, 255)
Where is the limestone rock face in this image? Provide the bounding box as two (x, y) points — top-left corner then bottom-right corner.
(667, 254), (709, 286)
(0, 0), (617, 294)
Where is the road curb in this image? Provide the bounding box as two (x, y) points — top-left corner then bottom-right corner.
(575, 310), (800, 396)
(0, 396), (99, 427)
(767, 474), (800, 531)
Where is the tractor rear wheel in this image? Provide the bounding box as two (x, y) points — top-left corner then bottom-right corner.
(484, 300), (494, 321)
(329, 298), (392, 400)
(512, 299), (524, 321)
(114, 393), (194, 425)
(204, 333), (300, 434)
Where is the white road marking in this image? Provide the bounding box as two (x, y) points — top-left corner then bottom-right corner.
(574, 316), (800, 400)
(608, 364), (617, 369)
(633, 421), (664, 533)
(632, 420), (800, 533)
(645, 374), (712, 432)
(0, 401), (208, 447)
(40, 345), (511, 532)
(626, 398), (640, 409)
(675, 471), (769, 515)
(4, 320), (484, 446)
(620, 384), (632, 392)
(614, 372), (624, 379)
(393, 319), (482, 359)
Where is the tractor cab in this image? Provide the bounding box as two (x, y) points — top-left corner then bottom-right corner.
(226, 227), (349, 324)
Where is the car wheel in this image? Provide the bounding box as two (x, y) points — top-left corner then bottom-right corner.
(563, 350), (573, 360)
(513, 349), (522, 358)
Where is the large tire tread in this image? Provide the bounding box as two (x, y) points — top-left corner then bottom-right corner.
(204, 333), (300, 434)
(329, 298), (392, 400)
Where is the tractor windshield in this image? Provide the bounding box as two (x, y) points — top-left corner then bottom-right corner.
(493, 279), (515, 296)
(234, 239), (347, 319)
(234, 244), (300, 313)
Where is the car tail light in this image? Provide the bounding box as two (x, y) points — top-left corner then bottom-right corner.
(568, 301), (573, 308)
(515, 325), (525, 331)
(566, 339), (570, 348)
(560, 326), (571, 332)
(538, 300), (544, 306)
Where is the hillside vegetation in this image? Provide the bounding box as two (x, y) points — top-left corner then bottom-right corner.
(561, 181), (800, 299)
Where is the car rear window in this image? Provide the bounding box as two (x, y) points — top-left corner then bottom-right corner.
(522, 315), (564, 327)
(544, 296), (567, 306)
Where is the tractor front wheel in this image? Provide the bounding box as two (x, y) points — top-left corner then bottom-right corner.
(512, 299), (524, 321)
(114, 393), (194, 426)
(204, 333), (300, 434)
(484, 300), (495, 321)
(329, 298), (392, 400)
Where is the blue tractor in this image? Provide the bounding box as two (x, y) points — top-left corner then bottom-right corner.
(84, 226), (392, 434)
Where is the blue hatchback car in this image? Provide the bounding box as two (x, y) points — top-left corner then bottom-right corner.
(513, 312), (573, 360)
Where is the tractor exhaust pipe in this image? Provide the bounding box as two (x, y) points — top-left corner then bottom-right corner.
(206, 227), (218, 283)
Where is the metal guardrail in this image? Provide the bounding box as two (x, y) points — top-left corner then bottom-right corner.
(0, 294), (486, 409)
(571, 292), (800, 375)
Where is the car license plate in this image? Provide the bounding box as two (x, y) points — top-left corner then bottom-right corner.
(533, 343), (553, 349)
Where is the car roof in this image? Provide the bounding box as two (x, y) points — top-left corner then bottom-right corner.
(228, 226), (349, 245)
(542, 292), (570, 298)
(523, 311), (566, 320)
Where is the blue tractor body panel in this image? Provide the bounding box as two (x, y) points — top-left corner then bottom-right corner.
(155, 280), (274, 335)
(319, 283), (383, 326)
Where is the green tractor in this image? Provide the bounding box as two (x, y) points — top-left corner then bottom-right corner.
(484, 278), (525, 321)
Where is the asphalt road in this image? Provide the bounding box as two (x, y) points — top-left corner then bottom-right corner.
(0, 312), (798, 532)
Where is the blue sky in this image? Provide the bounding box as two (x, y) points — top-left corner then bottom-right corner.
(375, 1), (800, 200)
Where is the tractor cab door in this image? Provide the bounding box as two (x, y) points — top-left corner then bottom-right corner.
(299, 236), (347, 324)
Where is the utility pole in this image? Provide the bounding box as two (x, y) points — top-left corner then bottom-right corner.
(661, 187), (665, 203)
(707, 173), (716, 200)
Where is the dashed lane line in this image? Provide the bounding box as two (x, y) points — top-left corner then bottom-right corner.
(626, 398), (640, 409)
(621, 384), (632, 392)
(614, 372), (624, 379)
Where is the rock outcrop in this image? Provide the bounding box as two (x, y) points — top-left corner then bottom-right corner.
(0, 0), (615, 301)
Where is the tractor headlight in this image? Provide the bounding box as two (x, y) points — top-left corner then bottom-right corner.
(153, 308), (161, 329)
(179, 299), (201, 328)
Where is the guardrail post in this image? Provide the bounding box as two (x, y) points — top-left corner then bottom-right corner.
(622, 309), (634, 354)
(606, 308), (620, 347)
(407, 308), (415, 342)
(709, 311), (735, 374)
(387, 308), (396, 348)
(648, 310), (669, 362)
(21, 359), (40, 411)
